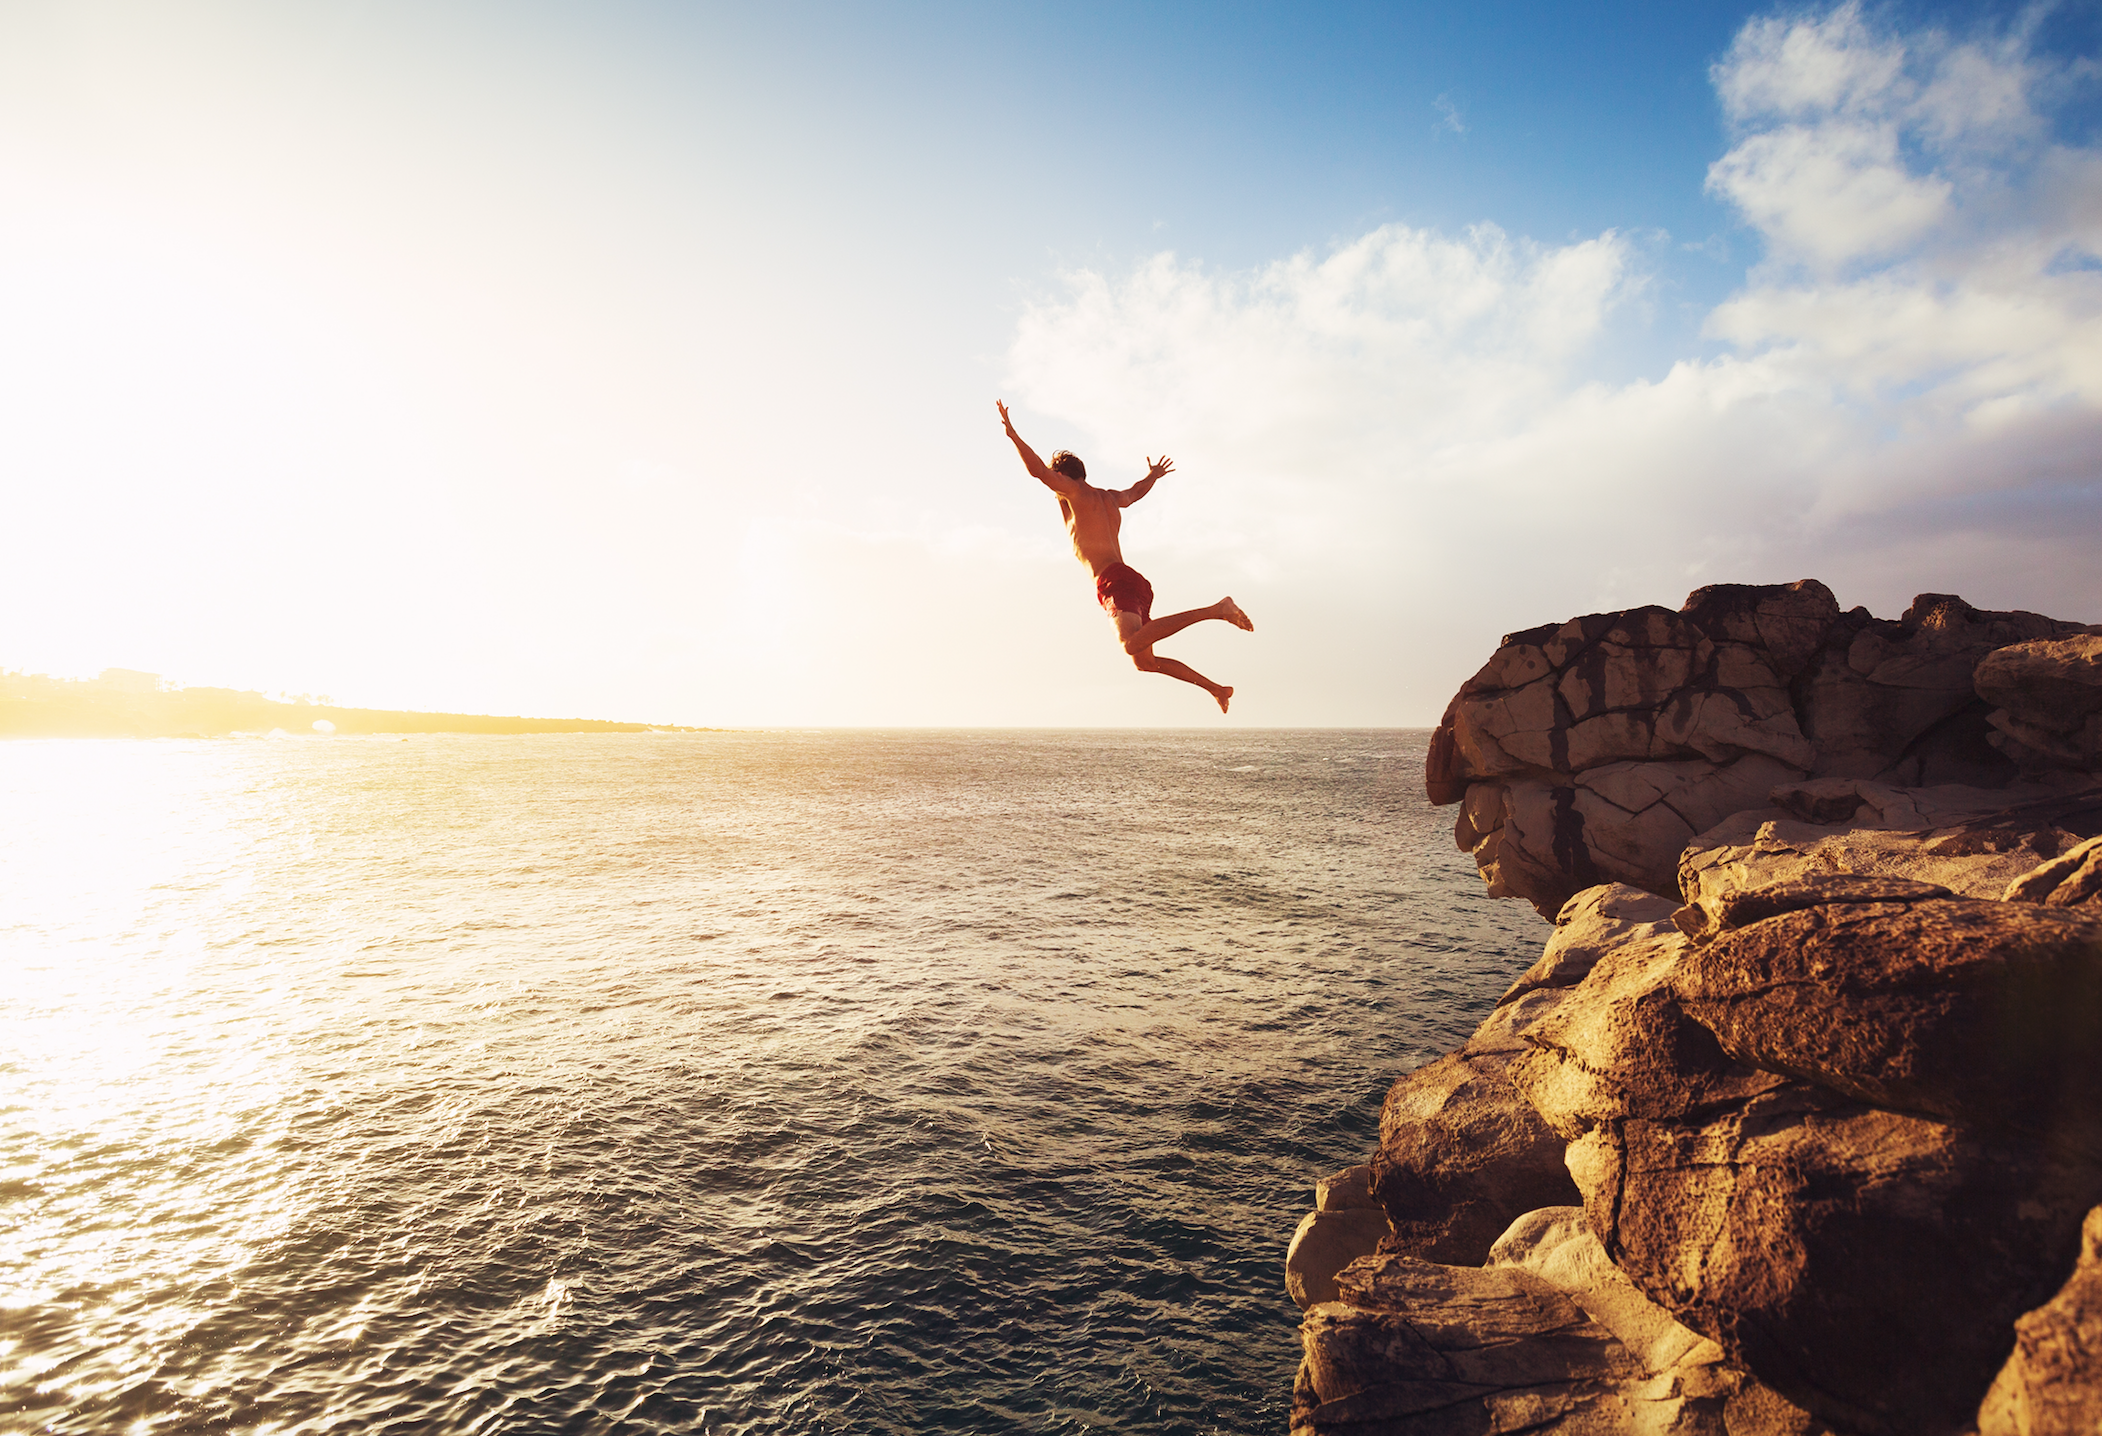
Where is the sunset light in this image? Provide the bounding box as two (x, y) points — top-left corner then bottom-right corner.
(5, 4), (2100, 1433)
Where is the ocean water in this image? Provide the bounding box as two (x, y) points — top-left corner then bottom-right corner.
(0, 729), (1541, 1435)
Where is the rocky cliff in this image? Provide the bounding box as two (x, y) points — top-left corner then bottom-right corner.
(1287, 583), (2102, 1435)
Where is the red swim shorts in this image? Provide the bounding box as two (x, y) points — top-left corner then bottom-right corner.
(1095, 563), (1154, 622)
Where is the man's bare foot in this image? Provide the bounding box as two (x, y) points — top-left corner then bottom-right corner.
(1218, 598), (1254, 632)
(1214, 686), (1233, 714)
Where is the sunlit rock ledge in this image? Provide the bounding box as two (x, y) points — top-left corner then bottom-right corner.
(1285, 581), (2102, 1436)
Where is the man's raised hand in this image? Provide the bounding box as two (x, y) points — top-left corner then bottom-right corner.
(1146, 455), (1175, 482)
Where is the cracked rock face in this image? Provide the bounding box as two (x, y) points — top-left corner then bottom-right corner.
(1499, 883), (1681, 1006)
(1676, 891), (2102, 1152)
(1429, 588), (1830, 916)
(1573, 1083), (2098, 1436)
(1427, 583), (2093, 917)
(1793, 594), (2068, 782)
(1550, 880), (2102, 1433)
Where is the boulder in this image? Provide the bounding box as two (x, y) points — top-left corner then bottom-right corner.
(1503, 927), (1789, 1143)
(1427, 584), (2098, 918)
(1290, 1209), (1834, 1436)
(1678, 819), (2069, 906)
(1977, 1204), (2102, 1435)
(1291, 1256), (1646, 1435)
(1368, 1050), (1580, 1264)
(1288, 1165), (1395, 1311)
(1430, 583), (1835, 917)
(1499, 884), (1681, 1006)
(1675, 893), (2102, 1152)
(1976, 634), (2102, 771)
(2005, 834), (2102, 908)
(1487, 1208), (1724, 1380)
(1571, 1082), (2100, 1436)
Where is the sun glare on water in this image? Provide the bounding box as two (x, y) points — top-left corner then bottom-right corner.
(1, 742), (316, 1421)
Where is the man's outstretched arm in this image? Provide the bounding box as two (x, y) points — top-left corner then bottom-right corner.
(1115, 455), (1174, 507)
(997, 401), (1069, 490)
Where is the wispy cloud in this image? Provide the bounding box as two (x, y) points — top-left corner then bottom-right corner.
(1706, 0), (2054, 270)
(1005, 2), (2102, 710)
(1433, 93), (1466, 137)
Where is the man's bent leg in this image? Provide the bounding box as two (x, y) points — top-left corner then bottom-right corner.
(1131, 649), (1232, 714)
(1128, 597), (1253, 651)
(1117, 610), (1234, 713)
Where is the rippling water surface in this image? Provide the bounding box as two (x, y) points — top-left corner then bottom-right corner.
(1, 730), (1540, 1434)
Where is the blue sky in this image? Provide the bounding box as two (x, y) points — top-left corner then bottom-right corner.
(2, 1), (2098, 725)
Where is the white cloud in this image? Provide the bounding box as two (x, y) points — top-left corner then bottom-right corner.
(1708, 120), (1952, 267)
(1707, 1), (2061, 271)
(1701, 3), (2102, 491)
(1008, 223), (1635, 505)
(1004, 3), (2102, 720)
(1712, 4), (1909, 120)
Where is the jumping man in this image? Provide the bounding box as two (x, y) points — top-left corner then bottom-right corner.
(998, 401), (1252, 712)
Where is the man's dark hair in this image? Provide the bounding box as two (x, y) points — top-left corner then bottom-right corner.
(1049, 450), (1086, 480)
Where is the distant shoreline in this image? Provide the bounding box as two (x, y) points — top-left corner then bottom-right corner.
(0, 674), (716, 739)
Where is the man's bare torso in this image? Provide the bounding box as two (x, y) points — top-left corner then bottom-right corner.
(1056, 484), (1126, 576)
